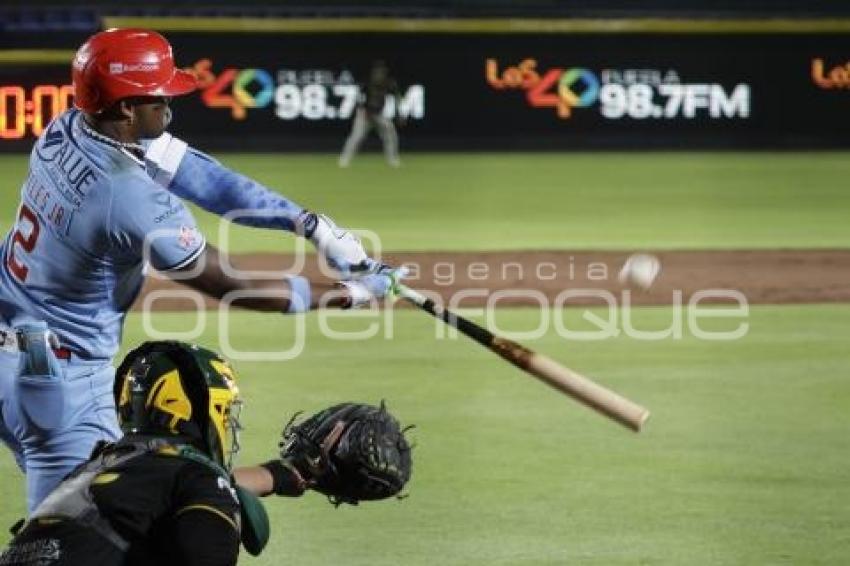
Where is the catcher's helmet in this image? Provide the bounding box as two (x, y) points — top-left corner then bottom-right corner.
(114, 341), (242, 469)
(72, 28), (197, 114)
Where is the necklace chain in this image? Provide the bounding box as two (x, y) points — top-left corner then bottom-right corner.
(78, 119), (146, 155)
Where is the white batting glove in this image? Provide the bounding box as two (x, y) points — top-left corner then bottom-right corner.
(297, 211), (374, 275)
(339, 265), (408, 309)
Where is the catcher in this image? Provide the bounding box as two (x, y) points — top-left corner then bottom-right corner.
(0, 341), (412, 565)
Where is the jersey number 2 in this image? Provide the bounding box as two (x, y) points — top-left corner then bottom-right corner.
(7, 204), (40, 283)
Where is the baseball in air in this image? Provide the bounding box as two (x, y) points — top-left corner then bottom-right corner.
(618, 254), (661, 290)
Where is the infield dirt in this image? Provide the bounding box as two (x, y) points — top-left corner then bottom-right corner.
(136, 249), (850, 310)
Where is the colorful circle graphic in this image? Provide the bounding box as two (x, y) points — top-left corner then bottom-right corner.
(233, 69), (275, 108)
(558, 68), (600, 108)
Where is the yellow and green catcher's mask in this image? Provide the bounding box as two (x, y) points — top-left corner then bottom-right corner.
(114, 341), (242, 469)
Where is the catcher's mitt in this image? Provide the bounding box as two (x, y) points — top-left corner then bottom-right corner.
(281, 401), (412, 506)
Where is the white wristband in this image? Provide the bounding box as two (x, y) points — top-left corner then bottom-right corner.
(284, 275), (311, 314)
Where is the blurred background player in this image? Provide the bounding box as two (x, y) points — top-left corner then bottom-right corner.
(338, 60), (403, 168)
(0, 28), (403, 513)
(0, 340), (412, 565)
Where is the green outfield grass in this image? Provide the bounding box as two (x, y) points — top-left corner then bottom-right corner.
(1, 152), (849, 252)
(1, 305), (848, 565)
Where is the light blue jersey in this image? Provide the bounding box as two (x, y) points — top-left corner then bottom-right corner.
(0, 108), (309, 511)
(0, 109), (205, 364)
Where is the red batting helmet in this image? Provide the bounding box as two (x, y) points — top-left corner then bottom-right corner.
(72, 28), (197, 114)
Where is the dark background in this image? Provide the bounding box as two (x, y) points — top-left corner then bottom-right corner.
(2, 2), (850, 151)
(3, 32), (850, 150)
(4, 0), (850, 18)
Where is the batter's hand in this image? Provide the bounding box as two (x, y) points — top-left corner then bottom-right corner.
(339, 265), (408, 308)
(297, 211), (375, 276)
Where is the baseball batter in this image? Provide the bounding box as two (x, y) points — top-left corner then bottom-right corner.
(338, 60), (403, 168)
(0, 28), (400, 512)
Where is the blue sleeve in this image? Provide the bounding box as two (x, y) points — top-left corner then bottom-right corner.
(143, 133), (304, 232)
(109, 174), (206, 272)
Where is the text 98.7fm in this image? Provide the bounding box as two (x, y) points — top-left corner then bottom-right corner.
(191, 61), (424, 122)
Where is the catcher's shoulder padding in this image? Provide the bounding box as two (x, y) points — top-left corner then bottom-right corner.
(281, 401), (412, 506)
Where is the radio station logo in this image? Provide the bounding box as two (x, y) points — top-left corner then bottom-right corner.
(187, 59), (424, 122)
(811, 58), (850, 89)
(485, 58), (750, 121)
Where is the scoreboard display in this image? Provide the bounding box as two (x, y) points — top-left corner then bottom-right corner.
(2, 31), (850, 150)
(0, 72), (73, 141)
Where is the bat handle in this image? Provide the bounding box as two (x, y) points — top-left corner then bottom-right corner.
(394, 282), (429, 308)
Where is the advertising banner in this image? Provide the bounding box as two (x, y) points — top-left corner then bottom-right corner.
(2, 32), (849, 150)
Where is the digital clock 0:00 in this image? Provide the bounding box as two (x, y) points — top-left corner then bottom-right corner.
(0, 85), (74, 139)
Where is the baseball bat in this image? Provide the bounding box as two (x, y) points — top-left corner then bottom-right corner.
(395, 284), (650, 432)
